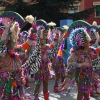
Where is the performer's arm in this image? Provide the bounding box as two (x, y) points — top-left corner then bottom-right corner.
(15, 27), (37, 52)
(67, 53), (83, 76)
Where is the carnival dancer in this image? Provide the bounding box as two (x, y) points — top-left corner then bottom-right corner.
(33, 24), (63, 100)
(21, 15), (63, 100)
(51, 26), (68, 92)
(63, 20), (100, 100)
(0, 15), (39, 99)
(17, 30), (31, 88)
(0, 18), (23, 100)
(10, 21), (30, 88)
(88, 21), (100, 96)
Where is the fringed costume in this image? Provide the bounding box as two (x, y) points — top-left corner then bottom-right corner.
(0, 12), (39, 100)
(60, 20), (100, 100)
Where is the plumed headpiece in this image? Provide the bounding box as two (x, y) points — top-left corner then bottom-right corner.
(47, 21), (56, 40)
(63, 20), (91, 49)
(88, 21), (99, 43)
(62, 25), (69, 33)
(25, 15), (34, 24)
(47, 21), (56, 26)
(92, 21), (97, 26)
(63, 20), (91, 38)
(70, 28), (91, 49)
(47, 21), (56, 31)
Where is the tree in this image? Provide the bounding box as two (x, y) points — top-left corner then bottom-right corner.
(0, 0), (95, 28)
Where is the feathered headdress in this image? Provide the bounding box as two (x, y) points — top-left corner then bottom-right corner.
(62, 25), (69, 33)
(47, 21), (56, 41)
(36, 19), (48, 38)
(25, 15), (34, 24)
(36, 19), (47, 30)
(63, 20), (91, 49)
(0, 11), (25, 27)
(88, 21), (99, 43)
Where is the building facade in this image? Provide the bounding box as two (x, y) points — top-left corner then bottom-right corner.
(79, 0), (100, 25)
(68, 0), (100, 25)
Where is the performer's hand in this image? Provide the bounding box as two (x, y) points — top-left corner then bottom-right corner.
(2, 18), (12, 29)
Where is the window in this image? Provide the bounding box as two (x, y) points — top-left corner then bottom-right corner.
(95, 5), (100, 17)
(68, 6), (79, 14)
(68, 2), (80, 14)
(93, 2), (100, 18)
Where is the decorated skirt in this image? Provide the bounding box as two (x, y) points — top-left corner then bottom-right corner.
(75, 67), (93, 93)
(34, 59), (50, 85)
(52, 57), (65, 77)
(0, 54), (26, 100)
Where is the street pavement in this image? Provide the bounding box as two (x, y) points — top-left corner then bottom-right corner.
(26, 79), (100, 100)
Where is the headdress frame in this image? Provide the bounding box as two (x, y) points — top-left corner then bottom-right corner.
(63, 20), (91, 38)
(0, 11), (25, 27)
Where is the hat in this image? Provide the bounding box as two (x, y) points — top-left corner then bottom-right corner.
(63, 20), (91, 49)
(63, 20), (91, 38)
(0, 11), (25, 27)
(88, 21), (99, 43)
(36, 19), (47, 30)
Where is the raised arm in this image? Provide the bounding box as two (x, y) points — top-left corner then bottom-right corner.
(15, 19), (38, 52)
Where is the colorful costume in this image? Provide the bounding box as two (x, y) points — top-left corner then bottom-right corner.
(34, 26), (62, 100)
(0, 20), (23, 99)
(51, 27), (68, 92)
(0, 12), (39, 100)
(61, 20), (99, 100)
(88, 21), (100, 96)
(20, 16), (61, 100)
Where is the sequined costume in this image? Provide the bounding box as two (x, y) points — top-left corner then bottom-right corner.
(88, 22), (100, 95)
(61, 20), (97, 100)
(34, 41), (60, 84)
(0, 16), (39, 100)
(0, 26), (24, 99)
(72, 49), (95, 93)
(52, 44), (65, 78)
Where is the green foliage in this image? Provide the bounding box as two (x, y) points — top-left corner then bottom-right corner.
(3, 0), (94, 27)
